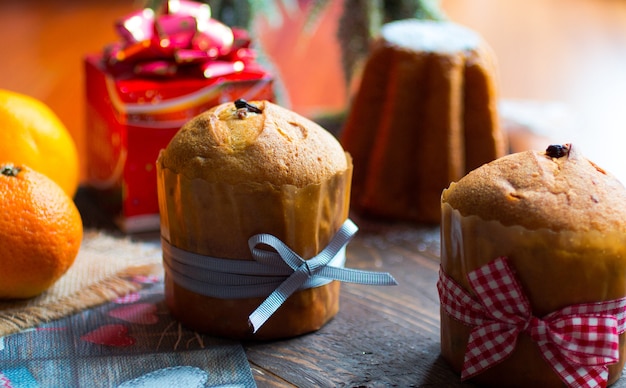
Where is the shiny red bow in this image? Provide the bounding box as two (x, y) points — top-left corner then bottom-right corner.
(103, 0), (260, 78)
(438, 256), (626, 388)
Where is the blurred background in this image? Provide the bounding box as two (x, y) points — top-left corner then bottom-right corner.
(1, 0), (626, 183)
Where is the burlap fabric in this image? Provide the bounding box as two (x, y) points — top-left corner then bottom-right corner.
(0, 230), (163, 337)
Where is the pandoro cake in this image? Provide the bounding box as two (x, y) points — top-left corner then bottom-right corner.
(341, 19), (506, 224)
(439, 144), (626, 386)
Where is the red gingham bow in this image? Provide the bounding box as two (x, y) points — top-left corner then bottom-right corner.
(437, 256), (626, 388)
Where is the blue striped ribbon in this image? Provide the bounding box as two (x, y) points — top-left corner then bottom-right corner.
(162, 219), (398, 332)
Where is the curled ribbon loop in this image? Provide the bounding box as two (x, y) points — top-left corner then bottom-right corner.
(437, 256), (626, 388)
(161, 219), (398, 333)
(104, 0), (261, 78)
(247, 219), (398, 332)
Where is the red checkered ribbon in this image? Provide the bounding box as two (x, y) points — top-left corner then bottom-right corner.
(437, 256), (626, 388)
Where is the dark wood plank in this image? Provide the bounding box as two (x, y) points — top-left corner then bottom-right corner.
(249, 365), (297, 387)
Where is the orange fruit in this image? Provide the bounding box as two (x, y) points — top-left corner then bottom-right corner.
(0, 89), (79, 197)
(0, 163), (83, 298)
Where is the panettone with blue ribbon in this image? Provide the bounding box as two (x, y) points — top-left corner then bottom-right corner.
(156, 99), (397, 340)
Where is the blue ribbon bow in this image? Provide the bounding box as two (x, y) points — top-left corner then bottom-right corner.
(247, 219), (398, 331)
(161, 219), (398, 333)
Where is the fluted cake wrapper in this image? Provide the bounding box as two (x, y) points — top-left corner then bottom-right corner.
(155, 152), (352, 339)
(158, 154), (352, 259)
(439, 202), (626, 386)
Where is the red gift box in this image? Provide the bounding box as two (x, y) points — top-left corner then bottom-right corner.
(84, 1), (274, 232)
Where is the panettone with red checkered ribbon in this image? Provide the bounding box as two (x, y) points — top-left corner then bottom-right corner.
(438, 256), (626, 388)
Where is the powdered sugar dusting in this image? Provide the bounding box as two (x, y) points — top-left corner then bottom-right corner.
(382, 20), (480, 53)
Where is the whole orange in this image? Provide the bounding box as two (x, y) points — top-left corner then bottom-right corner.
(0, 163), (83, 299)
(0, 89), (79, 197)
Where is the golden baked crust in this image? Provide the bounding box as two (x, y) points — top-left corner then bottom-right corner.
(442, 144), (626, 232)
(160, 100), (348, 187)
